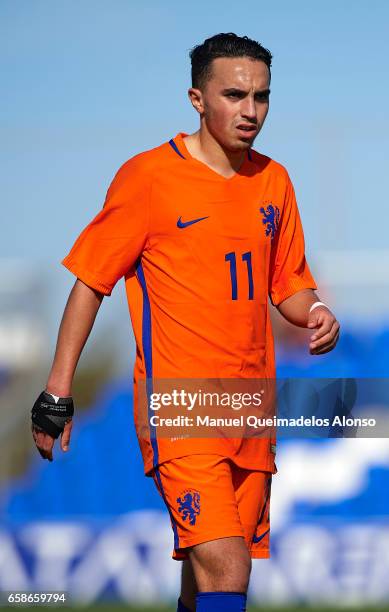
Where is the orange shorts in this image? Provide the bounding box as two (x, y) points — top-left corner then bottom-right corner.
(152, 454), (272, 560)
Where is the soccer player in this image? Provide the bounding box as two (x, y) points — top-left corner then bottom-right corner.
(31, 33), (340, 612)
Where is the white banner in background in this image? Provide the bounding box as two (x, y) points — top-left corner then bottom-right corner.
(1, 515), (389, 605)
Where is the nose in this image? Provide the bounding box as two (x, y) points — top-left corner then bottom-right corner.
(240, 95), (257, 121)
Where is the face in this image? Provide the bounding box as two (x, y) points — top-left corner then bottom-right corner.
(189, 56), (270, 152)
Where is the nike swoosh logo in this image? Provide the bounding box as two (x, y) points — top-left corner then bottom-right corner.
(177, 215), (209, 229)
(252, 527), (270, 544)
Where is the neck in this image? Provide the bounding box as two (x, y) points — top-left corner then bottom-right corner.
(183, 126), (247, 177)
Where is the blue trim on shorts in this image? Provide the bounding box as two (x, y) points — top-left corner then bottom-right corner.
(154, 467), (180, 550)
(252, 475), (272, 544)
(257, 474), (272, 525)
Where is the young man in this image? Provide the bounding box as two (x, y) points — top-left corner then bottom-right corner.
(31, 33), (340, 612)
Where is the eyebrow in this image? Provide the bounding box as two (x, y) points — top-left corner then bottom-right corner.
(222, 87), (271, 96)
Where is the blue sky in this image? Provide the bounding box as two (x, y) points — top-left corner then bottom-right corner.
(1, 0), (388, 359)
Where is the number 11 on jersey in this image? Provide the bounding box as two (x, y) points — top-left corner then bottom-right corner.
(225, 251), (254, 300)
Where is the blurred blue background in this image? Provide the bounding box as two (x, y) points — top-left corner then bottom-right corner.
(1, 0), (389, 607)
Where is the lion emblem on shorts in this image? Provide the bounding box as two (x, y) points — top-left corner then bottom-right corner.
(177, 489), (201, 525)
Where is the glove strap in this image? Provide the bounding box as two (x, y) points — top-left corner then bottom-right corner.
(31, 391), (74, 439)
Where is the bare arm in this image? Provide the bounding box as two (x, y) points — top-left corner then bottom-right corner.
(46, 279), (104, 396)
(32, 278), (104, 460)
(276, 288), (319, 327)
(277, 288), (340, 355)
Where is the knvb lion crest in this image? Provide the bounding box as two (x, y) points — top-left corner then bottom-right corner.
(259, 203), (280, 239)
(177, 489), (201, 525)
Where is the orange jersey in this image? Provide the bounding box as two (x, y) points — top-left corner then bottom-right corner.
(62, 132), (317, 474)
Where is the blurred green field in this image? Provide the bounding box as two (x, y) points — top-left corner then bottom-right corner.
(58, 606), (389, 611)
(50, 604), (389, 612)
(3, 605), (389, 611)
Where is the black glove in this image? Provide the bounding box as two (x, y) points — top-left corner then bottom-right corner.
(31, 391), (74, 439)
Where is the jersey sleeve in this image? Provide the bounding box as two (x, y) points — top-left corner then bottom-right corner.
(268, 171), (317, 306)
(61, 157), (151, 296)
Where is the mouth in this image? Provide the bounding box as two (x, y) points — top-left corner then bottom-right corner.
(236, 125), (257, 137)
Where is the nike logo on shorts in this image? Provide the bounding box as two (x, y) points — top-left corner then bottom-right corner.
(252, 527), (270, 544)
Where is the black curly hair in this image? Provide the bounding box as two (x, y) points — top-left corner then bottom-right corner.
(190, 32), (272, 90)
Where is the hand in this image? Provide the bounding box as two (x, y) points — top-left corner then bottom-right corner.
(307, 306), (340, 355)
(31, 391), (74, 461)
(31, 419), (73, 462)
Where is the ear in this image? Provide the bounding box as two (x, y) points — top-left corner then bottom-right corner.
(187, 87), (204, 114)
